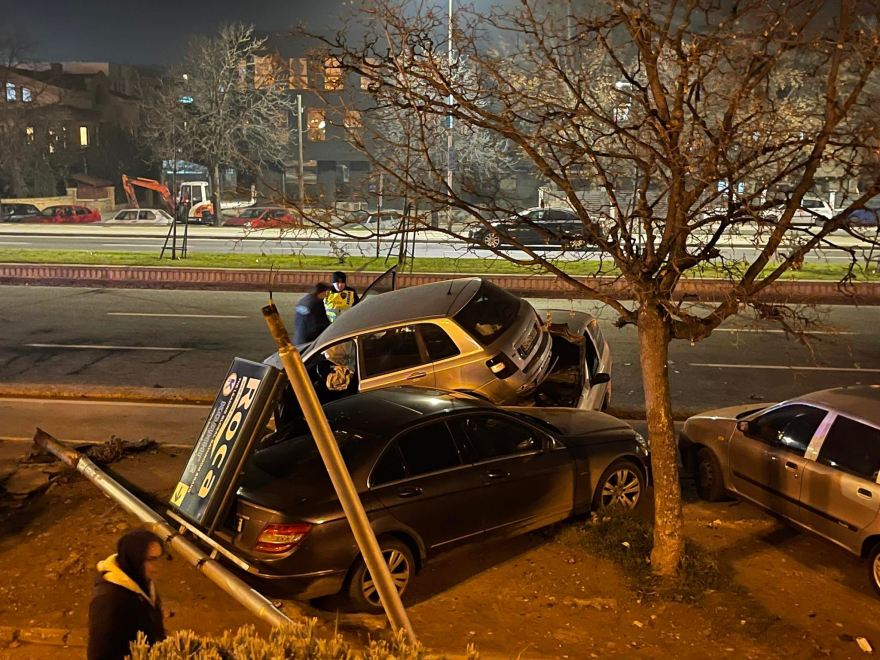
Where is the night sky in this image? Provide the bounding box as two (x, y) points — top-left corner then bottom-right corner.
(3, 0), (349, 66)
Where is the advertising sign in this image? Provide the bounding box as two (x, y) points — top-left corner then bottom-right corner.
(170, 358), (282, 530)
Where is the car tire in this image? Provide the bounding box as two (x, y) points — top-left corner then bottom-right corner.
(694, 447), (727, 502)
(593, 459), (645, 511)
(484, 232), (501, 248)
(868, 542), (880, 598)
(345, 537), (414, 614)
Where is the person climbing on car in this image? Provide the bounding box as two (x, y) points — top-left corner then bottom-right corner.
(294, 282), (331, 345)
(324, 271), (359, 323)
(88, 529), (166, 660)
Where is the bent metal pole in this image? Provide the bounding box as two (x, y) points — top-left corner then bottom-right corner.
(33, 428), (293, 630)
(261, 303), (418, 645)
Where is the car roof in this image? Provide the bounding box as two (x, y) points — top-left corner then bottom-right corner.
(312, 278), (482, 347)
(795, 385), (880, 426)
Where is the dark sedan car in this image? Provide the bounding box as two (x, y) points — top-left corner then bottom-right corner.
(215, 387), (649, 612)
(1, 203), (39, 222)
(469, 207), (594, 250)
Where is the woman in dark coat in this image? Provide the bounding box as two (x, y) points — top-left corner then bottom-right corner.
(88, 529), (166, 660)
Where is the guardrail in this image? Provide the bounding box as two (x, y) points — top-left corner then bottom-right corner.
(0, 263), (877, 304)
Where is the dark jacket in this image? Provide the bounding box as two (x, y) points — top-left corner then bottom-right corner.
(293, 293), (331, 345)
(88, 555), (165, 660)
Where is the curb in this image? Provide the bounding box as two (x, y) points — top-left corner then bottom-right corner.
(0, 383), (214, 405)
(0, 626), (87, 648)
(0, 262), (878, 304)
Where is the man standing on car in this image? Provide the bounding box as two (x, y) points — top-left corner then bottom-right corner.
(294, 282), (331, 345)
(324, 271), (359, 323)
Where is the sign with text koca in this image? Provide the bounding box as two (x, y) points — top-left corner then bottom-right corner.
(170, 358), (282, 530)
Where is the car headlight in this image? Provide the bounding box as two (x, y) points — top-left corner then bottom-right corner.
(635, 432), (649, 453)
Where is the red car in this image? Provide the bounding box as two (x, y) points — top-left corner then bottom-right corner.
(21, 205), (101, 224)
(224, 207), (297, 228)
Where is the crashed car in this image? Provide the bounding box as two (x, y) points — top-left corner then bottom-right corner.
(267, 270), (612, 415)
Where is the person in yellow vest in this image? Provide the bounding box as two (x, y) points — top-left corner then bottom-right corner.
(324, 271), (360, 322)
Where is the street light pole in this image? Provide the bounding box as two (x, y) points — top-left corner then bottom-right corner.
(297, 94), (305, 203)
(446, 0), (453, 231)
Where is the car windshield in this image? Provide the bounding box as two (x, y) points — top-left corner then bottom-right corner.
(239, 208), (264, 218)
(453, 280), (521, 345)
(802, 200), (823, 209)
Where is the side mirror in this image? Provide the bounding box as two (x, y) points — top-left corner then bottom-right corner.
(736, 420), (751, 434)
(591, 372), (611, 386)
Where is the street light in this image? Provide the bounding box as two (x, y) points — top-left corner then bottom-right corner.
(446, 0), (453, 230)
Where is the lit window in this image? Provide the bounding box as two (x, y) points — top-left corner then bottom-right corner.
(5, 83), (16, 102)
(289, 58), (308, 89)
(254, 55), (273, 88)
(324, 58), (343, 90)
(25, 126), (34, 143)
(22, 87), (32, 102)
(308, 108), (326, 141)
(274, 111), (289, 143)
(344, 110), (361, 128)
(360, 57), (378, 90)
(79, 126), (90, 147)
(48, 129), (56, 153)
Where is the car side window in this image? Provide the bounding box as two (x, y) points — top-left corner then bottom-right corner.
(584, 334), (600, 378)
(370, 444), (407, 487)
(75, 207), (87, 215)
(360, 325), (425, 378)
(816, 416), (880, 481)
(139, 211), (155, 220)
(419, 324), (460, 362)
(455, 414), (542, 461)
(748, 404), (826, 456)
(396, 423), (462, 477)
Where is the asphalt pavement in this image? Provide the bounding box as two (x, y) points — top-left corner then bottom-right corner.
(0, 286), (878, 414)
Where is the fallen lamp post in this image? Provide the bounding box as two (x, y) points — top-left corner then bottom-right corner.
(32, 428), (293, 629)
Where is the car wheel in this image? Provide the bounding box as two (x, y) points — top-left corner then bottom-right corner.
(694, 447), (727, 502)
(594, 459), (645, 511)
(484, 232), (501, 248)
(346, 537), (414, 614)
(868, 543), (880, 598)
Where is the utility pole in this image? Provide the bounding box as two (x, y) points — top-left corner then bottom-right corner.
(446, 0), (454, 231)
(297, 94), (305, 203)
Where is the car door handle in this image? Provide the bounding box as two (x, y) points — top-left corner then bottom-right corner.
(785, 461), (798, 473)
(397, 487), (423, 498)
(486, 469), (509, 480)
(406, 371), (426, 381)
(858, 488), (874, 500)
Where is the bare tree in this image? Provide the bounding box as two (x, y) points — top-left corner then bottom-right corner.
(140, 24), (299, 225)
(307, 0), (880, 575)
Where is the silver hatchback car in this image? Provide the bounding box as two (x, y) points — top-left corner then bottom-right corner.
(679, 385), (880, 595)
(268, 276), (612, 411)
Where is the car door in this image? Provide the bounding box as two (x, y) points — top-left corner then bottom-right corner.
(359, 265), (398, 303)
(729, 404), (828, 520)
(357, 324), (435, 391)
(451, 412), (575, 538)
(799, 414), (880, 552)
(370, 421), (485, 555)
(582, 322), (609, 410)
(138, 210), (156, 223)
(515, 209), (548, 245)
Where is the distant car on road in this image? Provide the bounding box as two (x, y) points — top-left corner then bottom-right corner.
(20, 205), (101, 224)
(468, 207), (594, 250)
(679, 385), (880, 596)
(845, 201), (880, 229)
(224, 207), (297, 228)
(105, 208), (173, 225)
(1, 203), (40, 223)
(219, 386), (649, 611)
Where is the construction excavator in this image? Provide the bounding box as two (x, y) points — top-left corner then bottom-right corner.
(121, 175), (216, 224)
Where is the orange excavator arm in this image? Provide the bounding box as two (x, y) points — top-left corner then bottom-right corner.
(121, 175), (174, 213)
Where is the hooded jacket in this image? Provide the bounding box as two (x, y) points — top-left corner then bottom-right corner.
(87, 554), (165, 660)
(293, 292), (331, 345)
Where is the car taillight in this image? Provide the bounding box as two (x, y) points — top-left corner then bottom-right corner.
(486, 353), (516, 379)
(254, 523), (311, 553)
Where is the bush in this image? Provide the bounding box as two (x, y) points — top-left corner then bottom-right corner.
(127, 619), (478, 660)
(579, 508), (720, 603)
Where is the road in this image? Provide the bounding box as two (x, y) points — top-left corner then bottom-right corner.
(0, 286), (878, 413)
(1, 223), (878, 263)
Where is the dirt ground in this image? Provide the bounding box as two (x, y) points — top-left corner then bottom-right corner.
(1, 440), (879, 659)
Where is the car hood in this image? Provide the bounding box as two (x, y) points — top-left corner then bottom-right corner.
(511, 407), (633, 443)
(688, 403), (772, 422)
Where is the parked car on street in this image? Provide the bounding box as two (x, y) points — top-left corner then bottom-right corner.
(225, 207), (297, 228)
(468, 208), (594, 250)
(19, 205), (101, 224)
(679, 385), (880, 595)
(267, 275), (613, 411)
(220, 386), (649, 611)
(105, 208), (174, 225)
(845, 201), (880, 229)
(1, 203), (39, 222)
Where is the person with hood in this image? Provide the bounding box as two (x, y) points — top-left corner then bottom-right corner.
(324, 271), (360, 323)
(88, 529), (166, 660)
(293, 282), (331, 345)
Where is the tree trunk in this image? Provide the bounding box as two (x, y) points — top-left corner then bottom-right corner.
(637, 303), (684, 577)
(211, 164), (221, 227)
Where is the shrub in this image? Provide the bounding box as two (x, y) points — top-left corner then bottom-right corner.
(127, 619), (478, 660)
(579, 508), (720, 603)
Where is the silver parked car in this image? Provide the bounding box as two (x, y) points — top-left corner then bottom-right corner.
(679, 385), (880, 594)
(268, 274), (612, 411)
